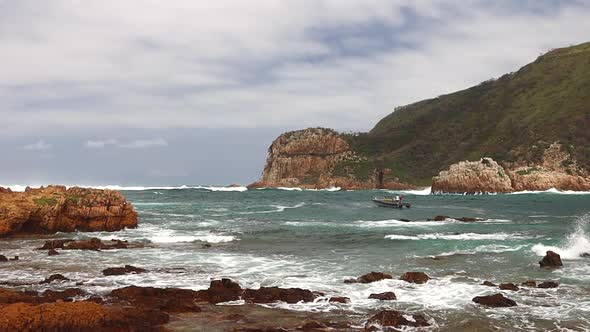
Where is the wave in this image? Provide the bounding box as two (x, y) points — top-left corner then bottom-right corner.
(356, 219), (445, 228)
(149, 233), (236, 244)
(385, 232), (534, 241)
(386, 187), (432, 195)
(510, 188), (590, 195)
(532, 214), (590, 259)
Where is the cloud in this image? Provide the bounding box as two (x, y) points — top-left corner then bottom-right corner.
(24, 139), (52, 151)
(1, 1), (590, 135)
(85, 138), (168, 149)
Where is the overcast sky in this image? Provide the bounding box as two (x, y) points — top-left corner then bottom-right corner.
(2, 0), (590, 186)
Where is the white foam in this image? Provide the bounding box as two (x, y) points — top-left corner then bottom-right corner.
(149, 233), (236, 244)
(356, 219), (445, 228)
(385, 232), (533, 241)
(532, 214), (590, 259)
(389, 187), (432, 195)
(511, 188), (590, 195)
(276, 187), (303, 191)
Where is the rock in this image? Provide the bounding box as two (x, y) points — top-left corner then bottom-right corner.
(63, 238), (128, 251)
(37, 239), (74, 250)
(482, 281), (497, 287)
(48, 249), (59, 256)
(455, 217), (485, 222)
(400, 272), (430, 284)
(0, 301), (168, 331)
(432, 158), (514, 194)
(472, 293), (517, 307)
(0, 186), (137, 237)
(103, 265), (147, 276)
(201, 278), (243, 304)
(9, 256), (18, 261)
(538, 281), (559, 289)
(365, 310), (430, 330)
(499, 283), (519, 291)
(41, 288), (86, 302)
(539, 251), (563, 268)
(400, 218), (411, 222)
(243, 287), (316, 304)
(300, 321), (326, 329)
(581, 252), (590, 258)
(0, 255), (7, 262)
(202, 243), (212, 248)
(110, 286), (201, 313)
(521, 280), (537, 287)
(39, 274), (70, 284)
(369, 292), (397, 300)
(345, 271), (392, 284)
(328, 296), (350, 303)
(432, 215), (450, 221)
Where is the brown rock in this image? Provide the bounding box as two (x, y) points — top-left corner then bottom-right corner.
(39, 274), (70, 284)
(432, 215), (450, 221)
(538, 281), (559, 289)
(365, 310), (430, 330)
(472, 293), (517, 307)
(63, 238), (128, 251)
(432, 158), (514, 194)
(328, 296), (349, 303)
(482, 281), (497, 287)
(345, 271), (393, 284)
(369, 292), (397, 300)
(37, 239), (74, 250)
(0, 186), (137, 237)
(455, 217), (485, 222)
(47, 249), (59, 256)
(522, 280), (537, 287)
(0, 255), (7, 262)
(201, 278), (243, 304)
(103, 265), (147, 276)
(110, 286), (201, 313)
(400, 272), (430, 284)
(499, 283), (519, 291)
(300, 321), (326, 330)
(243, 287), (316, 304)
(539, 251), (563, 268)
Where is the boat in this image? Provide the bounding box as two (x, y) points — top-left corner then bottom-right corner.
(372, 195), (411, 208)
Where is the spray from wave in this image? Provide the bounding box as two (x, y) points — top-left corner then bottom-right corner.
(532, 213), (590, 259)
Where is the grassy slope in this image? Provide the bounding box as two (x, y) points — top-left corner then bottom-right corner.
(344, 42), (590, 185)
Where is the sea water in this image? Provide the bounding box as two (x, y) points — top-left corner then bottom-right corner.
(1, 187), (590, 331)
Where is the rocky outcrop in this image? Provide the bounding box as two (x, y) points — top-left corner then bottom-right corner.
(472, 293), (517, 307)
(539, 251), (563, 268)
(369, 292), (397, 301)
(400, 272), (430, 284)
(103, 265), (147, 276)
(344, 271), (392, 284)
(432, 144), (590, 194)
(364, 310), (430, 330)
(0, 185), (137, 237)
(248, 128), (416, 190)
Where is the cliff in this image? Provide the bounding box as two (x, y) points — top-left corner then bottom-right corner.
(248, 128), (415, 190)
(252, 41), (590, 191)
(0, 186), (137, 237)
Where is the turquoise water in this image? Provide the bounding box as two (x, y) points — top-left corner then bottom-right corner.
(2, 188), (590, 330)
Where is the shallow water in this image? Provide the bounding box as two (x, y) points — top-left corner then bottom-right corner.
(2, 188), (590, 330)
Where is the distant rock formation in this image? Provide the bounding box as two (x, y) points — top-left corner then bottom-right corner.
(248, 128), (416, 190)
(0, 185), (137, 237)
(432, 143), (590, 194)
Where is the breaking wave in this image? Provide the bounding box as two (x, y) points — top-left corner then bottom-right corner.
(532, 214), (590, 259)
(385, 232), (534, 241)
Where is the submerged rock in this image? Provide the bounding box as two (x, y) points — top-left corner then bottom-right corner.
(369, 292), (397, 301)
(344, 271), (392, 284)
(364, 310), (430, 330)
(39, 274), (70, 284)
(0, 255), (7, 262)
(47, 249), (59, 256)
(110, 286), (202, 313)
(400, 272), (430, 284)
(328, 296), (350, 303)
(521, 280), (537, 288)
(538, 281), (559, 289)
(482, 281), (497, 287)
(539, 251), (563, 268)
(242, 287), (316, 304)
(472, 293), (517, 307)
(63, 238), (129, 251)
(499, 283), (519, 291)
(103, 265), (147, 276)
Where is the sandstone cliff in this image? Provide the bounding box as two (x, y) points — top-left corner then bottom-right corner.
(432, 144), (590, 194)
(0, 186), (137, 237)
(248, 128), (415, 190)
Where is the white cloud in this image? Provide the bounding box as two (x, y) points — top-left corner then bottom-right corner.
(85, 138), (168, 149)
(1, 1), (590, 134)
(24, 139), (52, 151)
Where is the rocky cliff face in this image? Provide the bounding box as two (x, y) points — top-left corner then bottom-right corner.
(432, 144), (590, 193)
(0, 186), (137, 237)
(248, 128), (414, 190)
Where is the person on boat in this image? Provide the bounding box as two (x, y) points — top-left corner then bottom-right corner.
(400, 195), (404, 203)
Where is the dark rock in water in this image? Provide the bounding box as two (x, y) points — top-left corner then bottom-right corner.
(37, 239), (74, 250)
(499, 283), (519, 291)
(63, 238), (128, 251)
(455, 217), (485, 222)
(539, 250), (563, 268)
(328, 296), (349, 303)
(369, 292), (397, 300)
(0, 255), (7, 262)
(581, 252), (590, 258)
(300, 321), (326, 329)
(472, 293), (517, 307)
(40, 274), (70, 284)
(400, 272), (430, 284)
(48, 249), (59, 256)
(103, 265), (147, 276)
(431, 215), (450, 221)
(400, 219), (411, 222)
(345, 271), (393, 284)
(9, 256), (18, 261)
(482, 281), (497, 287)
(521, 280), (536, 287)
(110, 286), (201, 313)
(202, 243), (212, 248)
(365, 310), (430, 330)
(538, 281), (559, 289)
(243, 287), (316, 304)
(202, 278), (243, 304)
(41, 288), (85, 302)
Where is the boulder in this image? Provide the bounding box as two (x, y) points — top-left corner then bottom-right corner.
(0, 255), (7, 262)
(243, 287), (316, 304)
(482, 281), (497, 287)
(400, 272), (430, 284)
(499, 283), (519, 291)
(539, 251), (563, 268)
(472, 293), (517, 307)
(537, 281), (559, 289)
(110, 286), (201, 313)
(103, 265), (147, 276)
(369, 292), (397, 300)
(345, 271), (392, 284)
(364, 310), (430, 330)
(328, 296), (350, 303)
(48, 249), (59, 256)
(39, 274), (70, 284)
(63, 238), (128, 251)
(37, 239), (74, 250)
(521, 280), (536, 287)
(200, 278), (243, 304)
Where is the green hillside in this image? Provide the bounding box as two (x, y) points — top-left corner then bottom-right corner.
(340, 41), (590, 185)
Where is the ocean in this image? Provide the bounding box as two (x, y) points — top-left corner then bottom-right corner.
(1, 187), (590, 331)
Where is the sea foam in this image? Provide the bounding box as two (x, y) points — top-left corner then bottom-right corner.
(532, 214), (590, 259)
(385, 232), (533, 241)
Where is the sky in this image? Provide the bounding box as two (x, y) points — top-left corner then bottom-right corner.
(1, 0), (590, 186)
